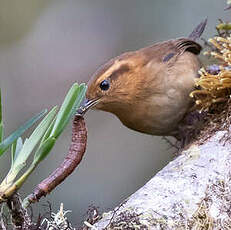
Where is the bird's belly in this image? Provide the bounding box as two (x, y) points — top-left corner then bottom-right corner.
(120, 93), (191, 136)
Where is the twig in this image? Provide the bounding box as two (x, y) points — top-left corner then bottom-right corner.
(106, 200), (127, 228)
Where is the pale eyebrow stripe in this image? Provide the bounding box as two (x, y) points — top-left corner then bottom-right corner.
(108, 64), (130, 80)
(96, 61), (130, 83)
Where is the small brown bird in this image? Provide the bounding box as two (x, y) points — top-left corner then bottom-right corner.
(78, 20), (207, 138)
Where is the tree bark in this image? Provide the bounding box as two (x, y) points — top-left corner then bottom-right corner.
(93, 130), (231, 229)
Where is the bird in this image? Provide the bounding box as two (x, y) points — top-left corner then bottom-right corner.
(77, 19), (207, 139)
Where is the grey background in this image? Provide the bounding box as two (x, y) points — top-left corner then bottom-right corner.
(0, 0), (228, 226)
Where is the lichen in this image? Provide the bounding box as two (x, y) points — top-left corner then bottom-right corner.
(190, 35), (231, 111)
(42, 203), (75, 230)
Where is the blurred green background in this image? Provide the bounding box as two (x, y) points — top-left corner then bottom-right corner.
(0, 0), (229, 226)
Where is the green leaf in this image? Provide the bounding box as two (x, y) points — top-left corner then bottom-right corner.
(0, 122), (3, 143)
(11, 140), (17, 168)
(50, 83), (86, 138)
(61, 83), (86, 133)
(33, 137), (56, 165)
(12, 107), (57, 173)
(70, 83), (87, 119)
(11, 138), (23, 169)
(0, 109), (47, 157)
(6, 136), (56, 198)
(40, 117), (56, 145)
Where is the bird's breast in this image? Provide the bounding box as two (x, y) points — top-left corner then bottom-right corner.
(116, 92), (190, 136)
(115, 52), (200, 136)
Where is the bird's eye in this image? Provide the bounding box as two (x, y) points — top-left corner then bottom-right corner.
(99, 80), (110, 91)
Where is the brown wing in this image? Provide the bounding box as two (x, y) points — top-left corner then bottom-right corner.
(140, 38), (201, 64)
(173, 38), (201, 55)
(142, 18), (206, 63)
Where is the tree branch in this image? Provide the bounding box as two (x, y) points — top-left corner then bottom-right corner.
(94, 130), (231, 229)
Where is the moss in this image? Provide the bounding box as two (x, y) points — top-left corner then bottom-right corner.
(104, 210), (149, 230)
(188, 177), (231, 230)
(182, 21), (231, 146)
(189, 198), (214, 230)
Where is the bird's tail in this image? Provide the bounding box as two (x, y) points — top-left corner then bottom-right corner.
(188, 18), (207, 41)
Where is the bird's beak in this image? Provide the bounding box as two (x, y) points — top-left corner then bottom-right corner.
(76, 98), (99, 116)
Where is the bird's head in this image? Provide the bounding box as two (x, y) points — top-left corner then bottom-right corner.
(78, 51), (147, 116)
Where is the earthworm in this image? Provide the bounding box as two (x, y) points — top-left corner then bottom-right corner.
(27, 115), (87, 204)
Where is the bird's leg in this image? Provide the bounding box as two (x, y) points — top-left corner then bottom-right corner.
(176, 110), (207, 149)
